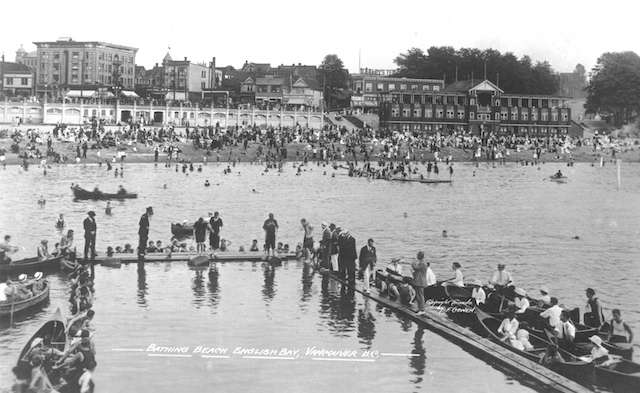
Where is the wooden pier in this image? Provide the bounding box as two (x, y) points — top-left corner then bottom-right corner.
(81, 252), (297, 265)
(321, 270), (592, 393)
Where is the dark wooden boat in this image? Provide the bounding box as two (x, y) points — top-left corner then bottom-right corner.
(475, 308), (593, 385)
(171, 223), (193, 238)
(389, 177), (452, 184)
(0, 255), (64, 273)
(71, 185), (137, 200)
(549, 175), (568, 183)
(594, 359), (640, 393)
(0, 280), (50, 316)
(17, 307), (66, 362)
(60, 258), (79, 272)
(15, 308), (67, 393)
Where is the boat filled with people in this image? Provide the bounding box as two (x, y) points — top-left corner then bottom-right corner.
(71, 184), (137, 200)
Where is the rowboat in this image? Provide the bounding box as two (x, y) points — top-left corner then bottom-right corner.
(475, 308), (593, 385)
(389, 177), (452, 184)
(71, 185), (137, 200)
(0, 280), (50, 316)
(14, 308), (66, 393)
(594, 358), (640, 393)
(549, 175), (568, 183)
(0, 255), (64, 273)
(171, 223), (193, 238)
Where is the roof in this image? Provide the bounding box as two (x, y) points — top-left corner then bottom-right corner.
(444, 79), (504, 94)
(256, 77), (284, 85)
(0, 62), (32, 74)
(163, 52), (172, 62)
(33, 40), (137, 52)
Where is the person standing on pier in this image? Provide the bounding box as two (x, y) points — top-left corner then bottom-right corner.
(209, 212), (223, 251)
(411, 251), (429, 316)
(83, 211), (97, 261)
(300, 218), (314, 261)
(359, 238), (377, 293)
(338, 230), (357, 284)
(193, 217), (208, 254)
(262, 213), (279, 257)
(138, 207), (153, 260)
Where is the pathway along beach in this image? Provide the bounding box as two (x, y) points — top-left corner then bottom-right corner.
(0, 160), (639, 392)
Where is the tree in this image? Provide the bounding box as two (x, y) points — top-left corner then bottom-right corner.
(586, 51), (640, 126)
(393, 46), (559, 94)
(318, 54), (350, 111)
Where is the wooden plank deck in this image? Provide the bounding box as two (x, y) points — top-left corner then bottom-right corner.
(321, 270), (592, 393)
(80, 252), (297, 264)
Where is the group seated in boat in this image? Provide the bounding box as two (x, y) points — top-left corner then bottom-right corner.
(1, 272), (46, 303)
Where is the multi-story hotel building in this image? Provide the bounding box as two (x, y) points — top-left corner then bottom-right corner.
(33, 38), (137, 94)
(351, 70), (445, 114)
(378, 79), (572, 137)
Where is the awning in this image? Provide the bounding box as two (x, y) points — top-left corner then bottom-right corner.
(165, 92), (187, 101)
(66, 90), (97, 98)
(285, 97), (308, 105)
(121, 91), (139, 98)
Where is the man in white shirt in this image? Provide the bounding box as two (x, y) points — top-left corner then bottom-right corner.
(471, 279), (486, 305)
(425, 262), (437, 287)
(557, 311), (576, 347)
(489, 264), (513, 288)
(498, 309), (519, 341)
(540, 297), (563, 330)
(513, 288), (530, 314)
(539, 286), (551, 306)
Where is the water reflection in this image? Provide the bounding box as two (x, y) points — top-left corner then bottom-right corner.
(410, 327), (426, 384)
(357, 298), (376, 347)
(192, 269), (205, 306)
(300, 261), (314, 304)
(136, 262), (148, 308)
(319, 277), (356, 335)
(207, 265), (220, 311)
(262, 264), (276, 302)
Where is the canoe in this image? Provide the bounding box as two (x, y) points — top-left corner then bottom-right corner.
(594, 358), (640, 393)
(171, 223), (193, 238)
(71, 186), (137, 200)
(0, 281), (50, 316)
(100, 257), (122, 268)
(0, 255), (64, 273)
(389, 178), (452, 184)
(475, 308), (593, 385)
(17, 307), (66, 362)
(14, 308), (66, 393)
(549, 176), (568, 183)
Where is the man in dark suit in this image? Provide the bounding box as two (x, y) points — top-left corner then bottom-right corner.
(138, 206), (153, 259)
(359, 238), (377, 293)
(83, 211), (97, 261)
(338, 230), (358, 285)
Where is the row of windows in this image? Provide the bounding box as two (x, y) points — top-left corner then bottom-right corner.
(390, 107), (568, 121)
(357, 82), (441, 93)
(4, 77), (30, 86)
(390, 123), (568, 134)
(41, 51), (133, 64)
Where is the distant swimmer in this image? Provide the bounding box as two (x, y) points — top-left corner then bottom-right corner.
(37, 195), (46, 206)
(252, 189), (259, 193)
(105, 201), (112, 215)
(573, 235), (580, 240)
(204, 180), (210, 187)
(163, 184), (167, 189)
(442, 230), (448, 238)
(403, 212), (408, 218)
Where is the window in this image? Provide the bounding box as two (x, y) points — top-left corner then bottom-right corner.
(551, 111), (558, 121)
(541, 110), (548, 121)
(400, 84), (407, 90)
(511, 111), (518, 120)
(365, 83), (373, 92)
(531, 111), (538, 121)
(201, 70), (207, 78)
(21, 78), (28, 86)
(457, 110), (465, 119)
(388, 83), (396, 91)
(501, 111), (508, 120)
(402, 107), (411, 117)
(447, 110), (454, 119)
(201, 82), (206, 89)
(422, 85), (430, 91)
(53, 75), (59, 82)
(72, 52), (79, 58)
(413, 108), (422, 117)
(561, 111), (568, 121)
(522, 112), (528, 121)
(436, 109), (443, 118)
(54, 53), (60, 60)
(377, 83), (383, 91)
(433, 85), (440, 92)
(494, 113), (500, 120)
(53, 63), (60, 71)
(391, 107), (400, 118)
(5, 77), (13, 85)
(469, 98), (475, 106)
(469, 112), (475, 120)
(435, 96), (443, 105)
(411, 84), (418, 91)
(425, 108), (433, 118)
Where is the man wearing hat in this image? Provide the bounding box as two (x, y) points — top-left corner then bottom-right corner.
(329, 224), (340, 272)
(319, 222), (332, 269)
(513, 288), (530, 314)
(489, 264), (513, 289)
(338, 229), (357, 284)
(539, 287), (551, 306)
(411, 252), (429, 315)
(359, 238), (377, 293)
(138, 207), (154, 260)
(33, 272), (45, 293)
(83, 211), (97, 261)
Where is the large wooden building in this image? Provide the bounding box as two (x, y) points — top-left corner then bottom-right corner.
(378, 79), (572, 137)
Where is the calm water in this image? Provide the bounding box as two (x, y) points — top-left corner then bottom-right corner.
(1, 161), (639, 392)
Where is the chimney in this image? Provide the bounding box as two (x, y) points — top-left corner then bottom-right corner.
(184, 57), (187, 61)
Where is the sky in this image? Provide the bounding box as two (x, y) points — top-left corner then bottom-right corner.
(1, 0), (639, 75)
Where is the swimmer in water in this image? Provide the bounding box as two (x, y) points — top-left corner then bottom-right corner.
(163, 184), (167, 189)
(442, 230), (448, 238)
(105, 201), (112, 215)
(403, 212), (408, 218)
(204, 180), (210, 187)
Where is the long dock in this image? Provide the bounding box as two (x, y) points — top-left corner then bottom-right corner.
(320, 270), (592, 393)
(81, 252), (297, 265)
